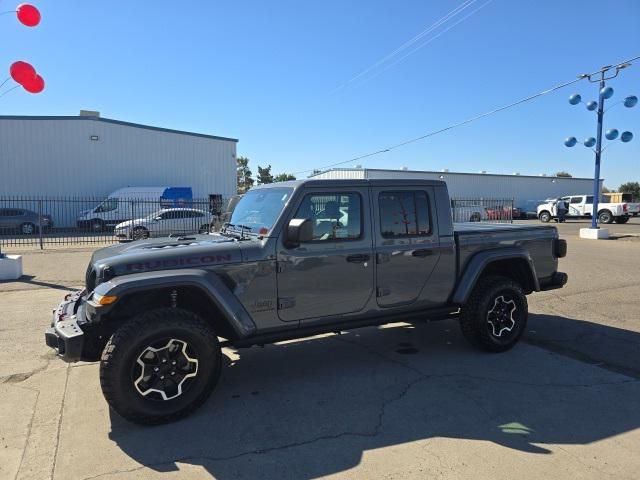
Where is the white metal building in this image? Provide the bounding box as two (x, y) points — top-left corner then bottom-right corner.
(0, 112), (237, 199)
(311, 168), (603, 212)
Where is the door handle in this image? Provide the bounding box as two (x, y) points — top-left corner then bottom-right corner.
(411, 249), (433, 258)
(346, 254), (370, 263)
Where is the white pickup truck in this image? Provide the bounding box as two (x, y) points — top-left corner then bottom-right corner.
(537, 195), (631, 224)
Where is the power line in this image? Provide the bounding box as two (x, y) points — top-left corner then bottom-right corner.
(331, 0), (479, 93)
(293, 55), (640, 175)
(360, 0), (493, 86)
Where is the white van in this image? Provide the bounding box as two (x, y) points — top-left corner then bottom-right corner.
(77, 187), (193, 231)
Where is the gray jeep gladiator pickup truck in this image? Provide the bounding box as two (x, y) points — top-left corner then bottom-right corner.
(45, 179), (568, 424)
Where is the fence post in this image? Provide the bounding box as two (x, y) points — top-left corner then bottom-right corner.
(510, 198), (514, 224)
(38, 199), (44, 250)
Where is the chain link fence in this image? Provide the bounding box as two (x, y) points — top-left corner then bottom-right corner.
(0, 196), (233, 249)
(451, 198), (517, 223)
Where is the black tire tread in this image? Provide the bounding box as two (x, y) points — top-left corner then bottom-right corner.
(100, 308), (221, 425)
(459, 275), (527, 353)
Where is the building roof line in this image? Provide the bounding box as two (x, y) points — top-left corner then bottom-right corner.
(0, 115), (238, 142)
(316, 167), (601, 182)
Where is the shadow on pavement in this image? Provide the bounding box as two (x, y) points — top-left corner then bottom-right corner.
(0, 274), (77, 291)
(108, 315), (640, 479)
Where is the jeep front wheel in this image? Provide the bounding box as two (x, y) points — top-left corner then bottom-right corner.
(100, 308), (221, 425)
(459, 276), (528, 352)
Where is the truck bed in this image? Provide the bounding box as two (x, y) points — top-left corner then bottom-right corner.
(453, 222), (559, 282)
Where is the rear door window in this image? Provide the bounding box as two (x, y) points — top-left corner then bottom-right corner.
(379, 191), (431, 238)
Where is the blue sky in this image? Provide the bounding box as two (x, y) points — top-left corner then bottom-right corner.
(2, 0), (639, 188)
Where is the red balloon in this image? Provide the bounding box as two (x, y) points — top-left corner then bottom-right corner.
(9, 61), (36, 85)
(22, 74), (45, 94)
(16, 3), (41, 27)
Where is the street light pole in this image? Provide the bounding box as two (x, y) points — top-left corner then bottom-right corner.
(591, 71), (606, 229)
(565, 63), (636, 237)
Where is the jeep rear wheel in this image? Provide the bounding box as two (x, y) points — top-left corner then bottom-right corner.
(100, 308), (221, 425)
(459, 276), (528, 352)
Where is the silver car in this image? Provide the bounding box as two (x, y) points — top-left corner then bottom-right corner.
(114, 208), (213, 241)
(0, 208), (53, 235)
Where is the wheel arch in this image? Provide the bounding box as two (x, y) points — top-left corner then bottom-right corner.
(92, 269), (256, 343)
(451, 248), (539, 305)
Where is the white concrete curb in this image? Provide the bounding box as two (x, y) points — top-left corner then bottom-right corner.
(0, 255), (23, 280)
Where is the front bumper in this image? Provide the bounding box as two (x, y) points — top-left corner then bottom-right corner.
(45, 290), (87, 362)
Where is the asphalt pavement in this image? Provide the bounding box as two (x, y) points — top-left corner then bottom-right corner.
(1, 220), (639, 480)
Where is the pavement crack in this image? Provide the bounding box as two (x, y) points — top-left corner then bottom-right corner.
(13, 388), (40, 480)
(82, 372), (429, 480)
(1, 361), (51, 384)
(51, 364), (70, 480)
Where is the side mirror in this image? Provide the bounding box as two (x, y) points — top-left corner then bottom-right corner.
(285, 218), (313, 246)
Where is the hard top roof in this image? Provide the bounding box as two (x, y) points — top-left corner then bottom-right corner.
(251, 178), (446, 190)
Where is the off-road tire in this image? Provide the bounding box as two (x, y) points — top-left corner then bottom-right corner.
(100, 308), (222, 425)
(614, 216), (630, 224)
(598, 210), (613, 224)
(539, 211), (551, 223)
(459, 276), (528, 353)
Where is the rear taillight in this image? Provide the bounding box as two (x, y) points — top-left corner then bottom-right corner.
(554, 239), (567, 258)
(623, 203), (628, 212)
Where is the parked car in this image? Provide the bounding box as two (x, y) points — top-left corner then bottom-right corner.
(451, 203), (488, 222)
(113, 208), (213, 241)
(46, 178), (567, 425)
(0, 208), (53, 235)
(485, 206), (523, 221)
(77, 186), (193, 232)
(537, 195), (631, 224)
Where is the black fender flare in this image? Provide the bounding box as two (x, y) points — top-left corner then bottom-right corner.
(92, 269), (256, 338)
(451, 247), (539, 305)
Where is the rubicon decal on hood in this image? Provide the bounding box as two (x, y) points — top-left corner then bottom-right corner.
(125, 254), (233, 272)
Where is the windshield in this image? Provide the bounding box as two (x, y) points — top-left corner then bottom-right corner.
(228, 187), (293, 235)
(95, 198), (118, 213)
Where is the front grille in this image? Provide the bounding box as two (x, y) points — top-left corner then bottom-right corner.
(85, 264), (96, 292)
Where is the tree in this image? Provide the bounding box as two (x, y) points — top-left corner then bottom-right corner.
(274, 173), (296, 182)
(601, 185), (611, 193)
(237, 156), (254, 193)
(257, 164), (274, 185)
(555, 171), (572, 178)
(619, 181), (640, 200)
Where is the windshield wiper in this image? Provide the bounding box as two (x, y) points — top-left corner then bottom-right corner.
(223, 223), (253, 240)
